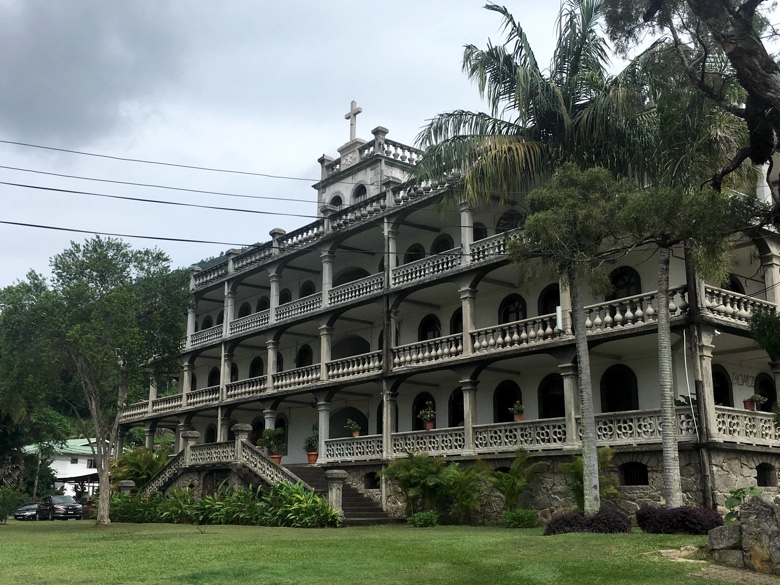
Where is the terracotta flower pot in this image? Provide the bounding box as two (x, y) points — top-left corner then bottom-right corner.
(743, 400), (756, 411)
(424, 421), (435, 430)
(306, 452), (319, 464)
(270, 454), (283, 464)
(352, 430), (360, 437)
(513, 413), (524, 422)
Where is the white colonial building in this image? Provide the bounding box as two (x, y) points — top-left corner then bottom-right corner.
(120, 108), (780, 519)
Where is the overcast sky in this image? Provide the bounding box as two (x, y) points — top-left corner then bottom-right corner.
(0, 1), (625, 288)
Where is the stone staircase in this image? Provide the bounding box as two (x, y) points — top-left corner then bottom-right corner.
(286, 464), (399, 526)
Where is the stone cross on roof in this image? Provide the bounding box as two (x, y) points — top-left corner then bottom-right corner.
(345, 100), (362, 141)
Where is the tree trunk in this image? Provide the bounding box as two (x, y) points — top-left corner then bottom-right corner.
(571, 272), (600, 514)
(96, 459), (111, 526)
(658, 246), (683, 507)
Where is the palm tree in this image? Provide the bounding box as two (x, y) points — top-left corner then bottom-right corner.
(413, 0), (647, 515)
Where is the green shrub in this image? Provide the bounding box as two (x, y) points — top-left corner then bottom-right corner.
(110, 447), (171, 491)
(382, 452), (449, 516)
(159, 487), (195, 524)
(261, 482), (340, 528)
(490, 450), (540, 513)
(502, 509), (537, 528)
(408, 510), (439, 527)
(442, 462), (489, 524)
(0, 487), (25, 524)
(108, 492), (165, 523)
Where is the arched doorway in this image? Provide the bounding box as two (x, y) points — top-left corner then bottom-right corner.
(412, 392), (435, 431)
(538, 374), (565, 418)
(754, 373), (777, 412)
(712, 364), (733, 407)
(493, 380), (521, 423)
(600, 365), (639, 412)
(448, 388), (464, 427)
(330, 407), (368, 438)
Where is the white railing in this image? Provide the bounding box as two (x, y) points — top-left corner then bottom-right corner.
(392, 427), (466, 455)
(186, 386), (220, 407)
(471, 314), (560, 354)
(328, 274), (384, 305)
(703, 287), (775, 325)
(391, 249), (462, 286)
(327, 352), (382, 380)
(189, 442), (235, 465)
(239, 442), (306, 487)
(278, 221), (325, 252)
(121, 402), (149, 420)
(330, 193), (387, 232)
(715, 406), (779, 446)
(193, 261), (229, 290)
(392, 334), (463, 368)
(583, 408), (699, 445)
(272, 365), (321, 391)
(469, 229), (521, 263)
(474, 419), (568, 452)
(229, 310), (270, 335)
(151, 394), (183, 415)
(140, 451), (184, 495)
(190, 325), (223, 347)
(226, 375), (267, 400)
(325, 435), (384, 461)
(232, 245), (273, 273)
(583, 287), (688, 334)
(275, 293), (322, 321)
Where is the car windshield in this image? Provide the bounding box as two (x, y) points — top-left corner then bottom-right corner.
(18, 503), (37, 510)
(51, 496), (77, 504)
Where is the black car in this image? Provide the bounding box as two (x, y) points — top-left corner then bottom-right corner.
(37, 495), (83, 520)
(12, 502), (39, 521)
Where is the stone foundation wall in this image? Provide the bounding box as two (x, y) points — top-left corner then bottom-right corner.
(165, 469), (249, 499)
(709, 449), (780, 512)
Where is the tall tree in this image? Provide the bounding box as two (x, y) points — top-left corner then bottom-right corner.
(510, 165), (636, 514)
(602, 0), (780, 199)
(0, 237), (190, 525)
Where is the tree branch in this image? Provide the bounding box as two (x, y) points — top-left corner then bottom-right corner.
(737, 0), (767, 23)
(704, 145), (752, 191)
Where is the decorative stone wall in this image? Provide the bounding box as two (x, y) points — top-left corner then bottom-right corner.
(709, 449), (780, 512)
(165, 469), (250, 499)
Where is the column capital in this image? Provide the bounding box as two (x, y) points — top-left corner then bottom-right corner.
(458, 286), (477, 300)
(459, 378), (479, 391)
(266, 339), (279, 350)
(558, 362), (578, 377)
(319, 324), (334, 335)
(320, 250), (335, 261)
(269, 272), (282, 283)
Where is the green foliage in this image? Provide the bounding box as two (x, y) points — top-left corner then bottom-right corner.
(159, 487), (195, 524)
(257, 428), (285, 455)
(750, 311), (780, 362)
(407, 510), (439, 528)
(261, 482), (340, 528)
(344, 418), (361, 432)
(490, 450), (540, 513)
(416, 402), (436, 422)
(561, 447), (619, 512)
(382, 452), (449, 516)
(502, 509), (537, 529)
(108, 492), (166, 523)
(303, 423), (319, 453)
(110, 447), (171, 491)
(724, 486), (762, 523)
(0, 487), (25, 524)
(442, 462), (490, 524)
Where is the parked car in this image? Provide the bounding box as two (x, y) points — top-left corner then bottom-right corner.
(12, 502), (39, 521)
(37, 495), (83, 520)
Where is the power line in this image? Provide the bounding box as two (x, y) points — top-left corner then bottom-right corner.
(0, 164), (314, 204)
(0, 139), (319, 182)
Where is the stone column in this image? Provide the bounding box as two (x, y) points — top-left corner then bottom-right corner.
(559, 275), (573, 335)
(147, 378), (157, 414)
(321, 251), (334, 307)
(459, 202), (474, 259)
(221, 349), (233, 402)
(459, 287), (477, 356)
(219, 414), (233, 442)
(559, 362), (580, 444)
(460, 379), (479, 454)
(266, 340), (278, 392)
(761, 252), (780, 307)
(770, 361), (780, 406)
(181, 430), (201, 466)
(175, 422), (192, 454)
(382, 388), (398, 460)
(145, 423), (156, 450)
(694, 325), (718, 442)
(319, 325), (333, 381)
(116, 428), (126, 456)
(181, 363), (193, 407)
(262, 409), (277, 456)
(325, 469), (348, 516)
(116, 480), (135, 495)
(186, 307), (196, 349)
(269, 272), (281, 324)
(231, 423), (252, 460)
(223, 285), (236, 337)
(270, 228), (286, 255)
(317, 399), (332, 460)
(385, 224), (398, 270)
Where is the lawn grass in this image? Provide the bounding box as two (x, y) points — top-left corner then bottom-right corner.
(0, 520), (737, 585)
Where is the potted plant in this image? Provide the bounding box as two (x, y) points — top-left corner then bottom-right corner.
(345, 418), (361, 437)
(258, 428), (285, 463)
(417, 401), (436, 430)
(303, 424), (319, 464)
(743, 393), (768, 411)
(509, 401), (524, 422)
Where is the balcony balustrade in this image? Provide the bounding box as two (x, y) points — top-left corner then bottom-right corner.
(229, 310), (270, 335)
(186, 386), (220, 408)
(703, 286), (775, 325)
(471, 314), (560, 354)
(326, 351), (382, 380)
(272, 365), (321, 391)
(225, 375), (267, 400)
(391, 249), (462, 286)
(328, 274), (383, 305)
(583, 287), (688, 334)
(275, 294), (322, 321)
(190, 324), (223, 348)
(715, 406), (779, 446)
(392, 334), (463, 368)
(324, 434), (384, 462)
(392, 427), (466, 456)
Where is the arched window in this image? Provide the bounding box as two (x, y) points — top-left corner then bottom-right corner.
(299, 281), (315, 298)
(276, 352), (284, 373)
(754, 373), (777, 412)
(725, 274), (745, 294)
(237, 302), (251, 319)
(404, 244), (425, 264)
(204, 425), (217, 444)
(230, 363), (239, 383)
(431, 234), (454, 255)
(412, 392), (435, 431)
(330, 407), (368, 439)
(473, 222), (488, 241)
(538, 374), (565, 418)
(329, 195), (343, 208)
(620, 462), (649, 486)
(249, 357), (264, 378)
(448, 388), (464, 427)
(256, 296), (270, 312)
(757, 463), (777, 487)
(249, 417), (265, 446)
(216, 311), (224, 325)
(364, 472), (380, 490)
(493, 380), (521, 423)
(207, 367), (220, 388)
(712, 364), (733, 407)
(334, 268), (370, 287)
(600, 365), (639, 412)
(499, 294), (527, 324)
(496, 210), (525, 233)
(202, 315), (213, 330)
(296, 345), (313, 368)
(607, 267), (641, 301)
(450, 308), (463, 335)
(190, 374), (197, 391)
(418, 314), (441, 341)
(353, 184), (367, 202)
(279, 288), (292, 305)
(538, 284), (560, 316)
(332, 336), (370, 360)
